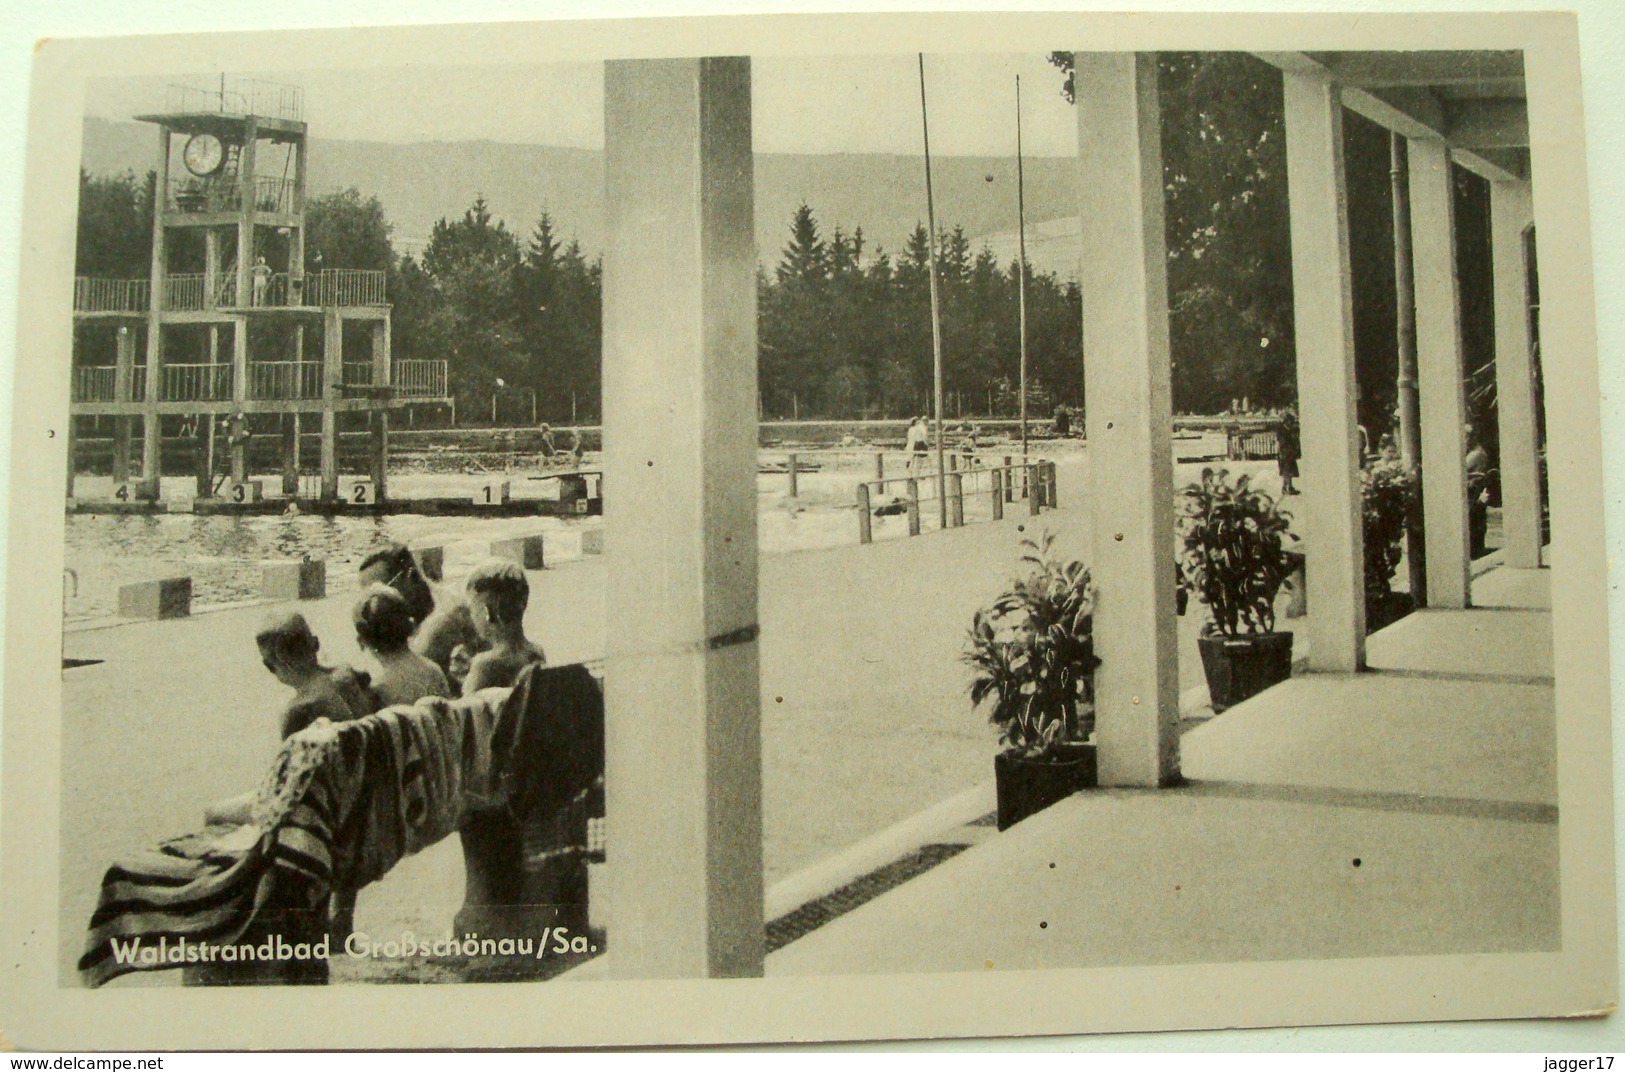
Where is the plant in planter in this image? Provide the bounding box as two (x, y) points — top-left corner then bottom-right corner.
(965, 533), (1100, 830)
(1177, 467), (1298, 713)
(1362, 457), (1421, 633)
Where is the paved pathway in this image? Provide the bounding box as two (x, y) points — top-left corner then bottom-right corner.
(766, 566), (1558, 976)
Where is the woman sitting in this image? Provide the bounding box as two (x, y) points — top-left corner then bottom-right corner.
(354, 584), (451, 708)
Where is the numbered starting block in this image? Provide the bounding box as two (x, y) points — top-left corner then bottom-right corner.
(342, 479), (375, 505)
(475, 480), (512, 506)
(223, 480), (264, 505)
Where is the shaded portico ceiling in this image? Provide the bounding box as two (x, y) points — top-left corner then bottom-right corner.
(1252, 50), (1529, 182)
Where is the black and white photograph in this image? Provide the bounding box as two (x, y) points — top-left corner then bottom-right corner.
(0, 5), (1618, 1051)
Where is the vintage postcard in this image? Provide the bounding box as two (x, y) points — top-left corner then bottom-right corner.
(0, 7), (1616, 1050)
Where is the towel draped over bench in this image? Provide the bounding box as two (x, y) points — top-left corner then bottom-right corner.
(79, 663), (603, 988)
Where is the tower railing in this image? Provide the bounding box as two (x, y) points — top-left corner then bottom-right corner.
(249, 361), (324, 400)
(72, 367), (117, 403)
(394, 360), (449, 398)
(160, 364), (233, 403)
(307, 269), (388, 308)
(73, 277), (150, 314)
(164, 274), (208, 311)
(341, 362), (377, 389)
(169, 176), (296, 216)
(165, 79), (304, 123)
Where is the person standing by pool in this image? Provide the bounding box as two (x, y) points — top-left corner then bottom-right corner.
(906, 415), (930, 475)
(1277, 409), (1302, 496)
(251, 256), (273, 306)
(536, 423), (557, 467)
(353, 584), (451, 707)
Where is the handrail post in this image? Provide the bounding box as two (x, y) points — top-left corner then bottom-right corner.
(1028, 464), (1041, 516)
(1046, 461), (1058, 508)
(991, 468), (1004, 520)
(906, 477), (921, 536)
(857, 481), (873, 545)
(947, 472), (964, 527)
(787, 452), (798, 498)
(1003, 455), (1015, 501)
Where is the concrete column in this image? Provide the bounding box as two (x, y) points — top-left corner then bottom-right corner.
(113, 325), (134, 483)
(370, 410), (389, 501)
(1284, 71), (1366, 670)
(1075, 51), (1179, 786)
(601, 57), (763, 979)
(237, 120), (257, 309)
(64, 416), (76, 499)
(229, 317), (249, 482)
(1491, 180), (1542, 568)
(140, 124), (168, 500)
(1408, 137), (1471, 608)
(291, 135), (308, 305)
(320, 310), (341, 500)
(370, 320), (388, 387)
(204, 230), (220, 308)
(280, 413), (299, 497)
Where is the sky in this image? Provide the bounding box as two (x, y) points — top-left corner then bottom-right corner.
(84, 53), (1080, 157)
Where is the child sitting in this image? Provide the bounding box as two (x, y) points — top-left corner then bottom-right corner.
(353, 584), (451, 708)
(202, 612), (376, 827)
(257, 611), (378, 739)
(459, 559), (547, 693)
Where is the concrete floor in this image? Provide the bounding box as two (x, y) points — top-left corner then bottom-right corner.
(767, 566), (1558, 976)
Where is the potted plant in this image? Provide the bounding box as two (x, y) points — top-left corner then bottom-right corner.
(965, 533), (1100, 830)
(1363, 457), (1421, 633)
(1177, 467), (1297, 712)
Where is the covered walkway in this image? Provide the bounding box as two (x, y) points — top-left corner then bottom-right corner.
(767, 564), (1557, 976)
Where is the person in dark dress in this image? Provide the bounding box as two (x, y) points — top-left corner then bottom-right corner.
(1277, 410), (1302, 496)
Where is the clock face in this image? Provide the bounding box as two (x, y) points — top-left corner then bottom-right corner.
(182, 134), (225, 177)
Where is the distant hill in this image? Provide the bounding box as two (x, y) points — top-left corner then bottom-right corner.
(81, 116), (1079, 269)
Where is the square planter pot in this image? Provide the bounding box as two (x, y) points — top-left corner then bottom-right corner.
(1196, 631), (1293, 713)
(994, 742), (1098, 831)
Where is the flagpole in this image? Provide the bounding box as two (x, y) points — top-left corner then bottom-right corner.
(919, 53), (948, 530)
(1016, 73), (1030, 469)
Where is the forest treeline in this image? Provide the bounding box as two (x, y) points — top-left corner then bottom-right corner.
(73, 53), (1503, 435)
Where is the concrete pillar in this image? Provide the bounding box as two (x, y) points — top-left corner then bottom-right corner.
(320, 310), (341, 500)
(237, 120), (257, 309)
(370, 410), (389, 502)
(291, 136), (308, 305)
(204, 229), (220, 308)
(230, 318), (249, 483)
(1284, 71), (1366, 670)
(1490, 180), (1542, 569)
(1075, 51), (1179, 786)
(370, 319), (388, 388)
(282, 412), (300, 497)
(601, 57), (763, 979)
(140, 124), (168, 501)
(1409, 137), (1471, 608)
(113, 325), (134, 484)
(64, 416), (76, 499)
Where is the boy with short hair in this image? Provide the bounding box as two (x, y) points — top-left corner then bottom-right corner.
(255, 611), (377, 739)
(460, 559), (546, 693)
(203, 612), (375, 828)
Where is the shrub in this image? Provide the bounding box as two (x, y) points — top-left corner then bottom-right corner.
(1177, 467), (1297, 637)
(1363, 458), (1420, 600)
(964, 533), (1099, 759)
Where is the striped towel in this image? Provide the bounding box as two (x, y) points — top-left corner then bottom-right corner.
(79, 690), (507, 988)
